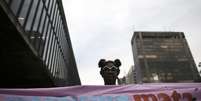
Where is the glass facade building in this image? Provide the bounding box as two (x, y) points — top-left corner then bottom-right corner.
(131, 32), (201, 83)
(0, 0), (80, 87)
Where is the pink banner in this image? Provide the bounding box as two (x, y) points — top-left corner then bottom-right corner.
(0, 83), (201, 101)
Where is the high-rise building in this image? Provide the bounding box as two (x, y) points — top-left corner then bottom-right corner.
(131, 31), (201, 83)
(118, 76), (126, 85)
(125, 66), (136, 84)
(0, 0), (81, 87)
(118, 66), (137, 85)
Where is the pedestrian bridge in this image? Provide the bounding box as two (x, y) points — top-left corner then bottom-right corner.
(0, 83), (200, 101)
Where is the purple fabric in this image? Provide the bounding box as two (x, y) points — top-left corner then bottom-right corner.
(0, 83), (200, 96)
(0, 83), (200, 101)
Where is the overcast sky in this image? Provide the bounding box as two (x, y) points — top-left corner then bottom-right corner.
(62, 0), (201, 85)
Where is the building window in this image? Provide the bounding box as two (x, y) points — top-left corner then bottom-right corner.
(17, 0), (32, 26)
(10, 0), (22, 15)
(24, 0), (39, 31)
(48, 0), (55, 15)
(32, 0), (43, 31)
(42, 23), (50, 60)
(53, 9), (59, 28)
(50, 0), (56, 20)
(45, 29), (54, 65)
(38, 10), (46, 33)
(50, 38), (57, 73)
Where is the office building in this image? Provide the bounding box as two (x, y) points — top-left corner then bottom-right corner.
(118, 76), (126, 85)
(118, 66), (137, 85)
(0, 0), (81, 87)
(131, 31), (201, 83)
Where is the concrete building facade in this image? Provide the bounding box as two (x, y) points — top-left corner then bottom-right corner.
(131, 31), (201, 83)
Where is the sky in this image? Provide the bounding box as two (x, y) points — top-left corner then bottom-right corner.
(62, 0), (201, 85)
